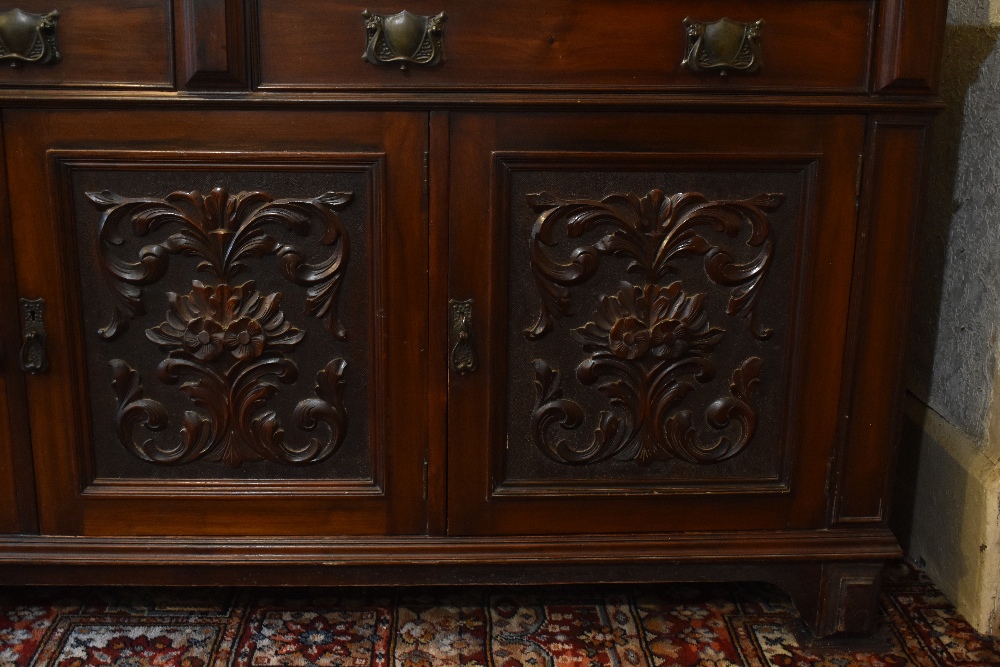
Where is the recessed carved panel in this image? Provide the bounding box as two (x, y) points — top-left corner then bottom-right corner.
(66, 164), (378, 481)
(90, 187), (352, 468)
(526, 190), (778, 466)
(500, 166), (807, 491)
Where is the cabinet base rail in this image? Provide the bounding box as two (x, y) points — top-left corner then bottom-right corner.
(0, 530), (899, 637)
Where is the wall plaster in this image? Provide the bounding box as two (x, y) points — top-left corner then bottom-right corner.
(899, 0), (1000, 636)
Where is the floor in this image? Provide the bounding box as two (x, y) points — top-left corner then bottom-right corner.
(0, 562), (997, 666)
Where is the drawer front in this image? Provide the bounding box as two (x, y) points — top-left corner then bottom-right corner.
(257, 0), (873, 92)
(0, 0), (172, 88)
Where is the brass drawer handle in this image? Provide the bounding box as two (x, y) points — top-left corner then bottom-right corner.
(0, 8), (60, 67)
(19, 298), (48, 374)
(362, 9), (446, 70)
(449, 299), (477, 375)
(682, 17), (763, 75)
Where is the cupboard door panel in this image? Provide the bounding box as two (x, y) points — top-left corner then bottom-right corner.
(6, 110), (428, 536)
(447, 112), (864, 535)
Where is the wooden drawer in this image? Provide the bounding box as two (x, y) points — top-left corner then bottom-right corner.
(257, 0), (874, 92)
(0, 0), (172, 89)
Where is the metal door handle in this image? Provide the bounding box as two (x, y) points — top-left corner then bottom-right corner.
(19, 298), (48, 373)
(450, 299), (477, 375)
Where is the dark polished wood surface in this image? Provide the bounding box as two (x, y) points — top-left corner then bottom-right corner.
(5, 109), (429, 536)
(0, 0), (172, 88)
(258, 0), (874, 93)
(447, 112), (864, 537)
(0, 0), (943, 639)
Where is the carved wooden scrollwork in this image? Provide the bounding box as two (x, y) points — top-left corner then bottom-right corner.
(89, 187), (353, 341)
(525, 189), (781, 466)
(90, 188), (355, 468)
(111, 281), (347, 467)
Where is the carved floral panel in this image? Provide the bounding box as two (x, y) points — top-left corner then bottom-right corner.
(68, 167), (376, 479)
(91, 188), (350, 468)
(502, 168), (805, 487)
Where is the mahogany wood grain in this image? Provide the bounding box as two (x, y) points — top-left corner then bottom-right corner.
(174, 0), (250, 89)
(0, 560), (899, 593)
(815, 561), (884, 636)
(0, 359), (18, 533)
(446, 112), (864, 536)
(427, 110), (449, 536)
(0, 121), (38, 533)
(256, 0), (873, 93)
(0, 0), (173, 89)
(874, 0), (949, 94)
(4, 109), (429, 536)
(832, 117), (931, 525)
(0, 91), (946, 111)
(0, 122), (38, 533)
(0, 528), (902, 567)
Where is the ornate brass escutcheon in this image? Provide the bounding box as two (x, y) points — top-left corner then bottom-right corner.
(0, 8), (60, 66)
(449, 299), (477, 375)
(682, 17), (763, 75)
(19, 297), (48, 374)
(362, 9), (445, 70)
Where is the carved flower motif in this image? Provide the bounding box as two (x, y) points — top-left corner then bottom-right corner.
(574, 281), (723, 361)
(608, 317), (649, 360)
(181, 318), (225, 361)
(147, 280), (303, 359)
(224, 316), (266, 360)
(647, 285), (722, 359)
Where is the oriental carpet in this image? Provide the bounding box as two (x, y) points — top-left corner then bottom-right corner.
(0, 563), (996, 666)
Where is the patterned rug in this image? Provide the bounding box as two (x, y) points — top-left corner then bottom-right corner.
(1, 562), (997, 666)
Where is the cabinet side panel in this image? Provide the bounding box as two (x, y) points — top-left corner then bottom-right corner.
(833, 118), (929, 524)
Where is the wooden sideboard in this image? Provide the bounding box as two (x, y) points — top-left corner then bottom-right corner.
(0, 0), (946, 637)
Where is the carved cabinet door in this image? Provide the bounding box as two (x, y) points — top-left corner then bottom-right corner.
(6, 110), (429, 536)
(447, 112), (865, 535)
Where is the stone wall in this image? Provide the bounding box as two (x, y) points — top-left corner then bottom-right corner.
(897, 0), (1000, 636)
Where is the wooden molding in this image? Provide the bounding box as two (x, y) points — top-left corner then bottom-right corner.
(874, 0), (949, 94)
(174, 0), (249, 89)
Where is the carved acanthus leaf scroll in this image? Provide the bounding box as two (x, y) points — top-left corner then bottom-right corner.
(526, 189), (780, 341)
(89, 187), (353, 340)
(111, 281), (347, 467)
(526, 189), (781, 466)
(88, 187), (356, 467)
